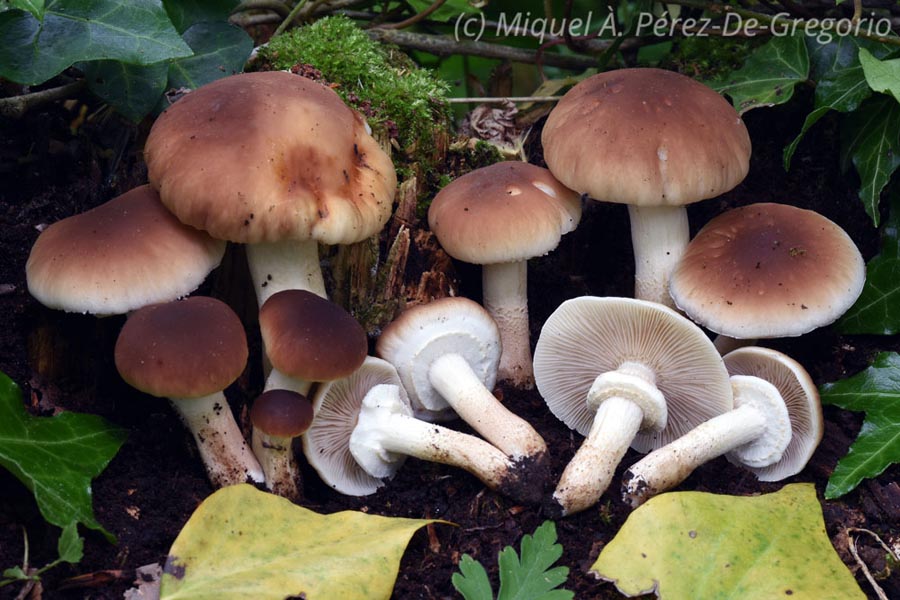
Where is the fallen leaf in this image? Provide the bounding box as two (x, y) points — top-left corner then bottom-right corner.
(159, 484), (440, 600)
(591, 484), (864, 599)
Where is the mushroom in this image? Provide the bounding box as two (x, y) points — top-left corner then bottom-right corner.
(669, 202), (866, 352)
(376, 297), (548, 470)
(250, 389), (314, 500)
(622, 346), (823, 506)
(26, 184), (225, 315)
(303, 356), (539, 503)
(532, 296), (732, 516)
(427, 162), (581, 388)
(114, 296), (263, 488)
(541, 68), (751, 307)
(144, 71), (397, 303)
(258, 289), (368, 395)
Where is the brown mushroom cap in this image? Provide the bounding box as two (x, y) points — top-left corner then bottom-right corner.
(250, 389), (314, 438)
(26, 185), (225, 315)
(427, 162), (581, 264)
(114, 296), (248, 398)
(259, 290), (368, 382)
(541, 68), (750, 206)
(670, 203), (866, 338)
(145, 71), (396, 245)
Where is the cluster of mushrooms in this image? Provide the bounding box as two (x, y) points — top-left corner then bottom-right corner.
(25, 67), (866, 517)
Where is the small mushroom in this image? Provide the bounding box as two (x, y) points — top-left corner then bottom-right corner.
(302, 356), (539, 503)
(250, 389), (314, 500)
(114, 297), (263, 488)
(623, 346), (823, 506)
(377, 297), (548, 469)
(428, 162), (581, 388)
(533, 296), (732, 516)
(669, 202), (866, 352)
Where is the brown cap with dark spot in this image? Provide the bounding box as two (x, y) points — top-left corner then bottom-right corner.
(114, 296), (248, 398)
(145, 71), (396, 245)
(250, 389), (314, 438)
(259, 290), (368, 382)
(428, 161), (581, 264)
(541, 68), (751, 206)
(26, 185), (225, 315)
(670, 203), (866, 338)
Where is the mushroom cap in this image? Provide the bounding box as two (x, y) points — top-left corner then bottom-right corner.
(533, 296), (732, 452)
(541, 68), (751, 206)
(145, 71), (397, 245)
(250, 389), (314, 438)
(259, 290), (368, 382)
(670, 202), (866, 338)
(303, 356), (410, 496)
(376, 297), (501, 414)
(723, 346), (823, 481)
(427, 162), (581, 264)
(26, 185), (225, 315)
(115, 296), (248, 399)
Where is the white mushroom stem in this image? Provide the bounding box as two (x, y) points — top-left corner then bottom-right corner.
(350, 384), (522, 493)
(246, 239), (327, 306)
(628, 204), (689, 309)
(252, 429), (300, 500)
(263, 368), (312, 396)
(481, 261), (534, 389)
(551, 363), (667, 516)
(428, 353), (547, 461)
(170, 393), (264, 488)
(623, 375), (791, 507)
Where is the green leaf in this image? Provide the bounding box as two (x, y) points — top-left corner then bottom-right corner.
(840, 95), (900, 226)
(711, 34), (809, 114)
(159, 485), (438, 600)
(2, 566), (29, 580)
(0, 0), (192, 85)
(56, 522), (84, 564)
(162, 0), (238, 33)
(452, 555), (494, 600)
(820, 352), (900, 498)
(859, 47), (900, 103)
(406, 0), (478, 22)
(0, 372), (126, 542)
(84, 59), (168, 122)
(591, 484), (865, 599)
(165, 21), (252, 91)
(9, 0), (42, 19)
(839, 190), (900, 333)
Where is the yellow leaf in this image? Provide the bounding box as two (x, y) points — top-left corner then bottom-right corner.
(160, 485), (441, 600)
(591, 484), (864, 599)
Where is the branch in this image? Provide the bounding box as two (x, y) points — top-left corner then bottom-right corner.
(0, 80), (86, 119)
(232, 0), (291, 18)
(381, 0), (448, 30)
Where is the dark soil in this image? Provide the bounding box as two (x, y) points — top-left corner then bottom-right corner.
(1, 84), (899, 600)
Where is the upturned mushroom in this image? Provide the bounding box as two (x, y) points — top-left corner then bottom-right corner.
(533, 296), (732, 516)
(541, 68), (751, 307)
(622, 346), (823, 506)
(377, 297), (548, 470)
(428, 161), (581, 388)
(144, 71), (397, 303)
(303, 356), (540, 503)
(250, 389), (314, 500)
(114, 297), (263, 487)
(669, 202), (866, 352)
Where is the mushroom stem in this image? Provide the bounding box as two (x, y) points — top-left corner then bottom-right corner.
(481, 260), (534, 389)
(551, 396), (644, 517)
(246, 239), (327, 305)
(263, 368), (312, 396)
(623, 403), (766, 507)
(170, 393), (264, 487)
(713, 334), (754, 355)
(252, 429), (300, 500)
(628, 204), (689, 308)
(428, 352), (547, 461)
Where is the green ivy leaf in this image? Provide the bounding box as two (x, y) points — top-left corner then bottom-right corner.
(859, 47), (900, 103)
(711, 34), (809, 114)
(840, 94), (900, 226)
(820, 352), (900, 498)
(0, 0), (192, 85)
(9, 0), (43, 19)
(162, 0), (238, 34)
(83, 59), (169, 122)
(165, 21), (252, 91)
(0, 372), (126, 542)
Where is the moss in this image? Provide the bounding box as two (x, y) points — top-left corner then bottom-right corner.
(258, 16), (451, 162)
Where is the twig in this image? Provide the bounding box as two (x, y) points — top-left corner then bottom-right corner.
(381, 0), (447, 30)
(230, 12), (281, 26)
(231, 0), (290, 17)
(272, 0), (310, 37)
(846, 527), (897, 600)
(0, 80), (86, 119)
(447, 96), (562, 103)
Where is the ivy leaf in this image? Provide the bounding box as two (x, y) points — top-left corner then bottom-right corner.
(162, 0), (238, 34)
(711, 34), (809, 114)
(592, 485), (865, 599)
(0, 0), (192, 85)
(9, 0), (43, 19)
(165, 21), (252, 91)
(820, 352), (900, 498)
(83, 60), (169, 122)
(840, 94), (900, 226)
(859, 47), (900, 103)
(0, 372), (126, 542)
